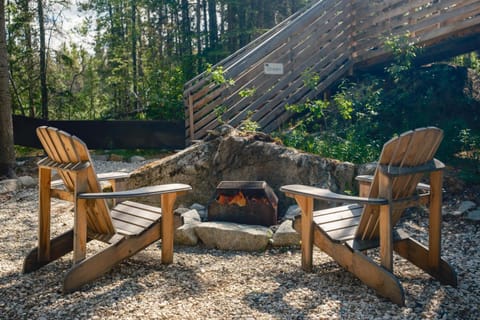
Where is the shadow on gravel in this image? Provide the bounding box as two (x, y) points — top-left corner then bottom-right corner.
(0, 253), (205, 318)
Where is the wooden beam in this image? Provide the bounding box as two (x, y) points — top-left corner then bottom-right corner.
(73, 171), (88, 264)
(294, 195), (314, 272)
(24, 230), (75, 273)
(38, 167), (51, 263)
(378, 173), (393, 271)
(63, 223), (162, 293)
(428, 170), (443, 269)
(161, 193), (178, 264)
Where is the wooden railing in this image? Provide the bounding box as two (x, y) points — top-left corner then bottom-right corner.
(184, 0), (480, 143)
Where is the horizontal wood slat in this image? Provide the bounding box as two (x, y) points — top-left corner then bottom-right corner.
(111, 219), (146, 237)
(325, 225), (358, 242)
(118, 200), (163, 216)
(110, 201), (163, 237)
(313, 204), (363, 225)
(184, 0), (480, 143)
(111, 210), (157, 228)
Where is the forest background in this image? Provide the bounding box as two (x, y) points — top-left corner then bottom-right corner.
(8, 0), (308, 121)
(3, 0), (480, 184)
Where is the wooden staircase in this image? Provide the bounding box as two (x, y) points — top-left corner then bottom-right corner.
(184, 0), (480, 144)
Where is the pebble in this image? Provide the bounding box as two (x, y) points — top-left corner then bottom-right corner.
(1, 160), (479, 319)
(466, 209), (480, 222)
(452, 200), (477, 216)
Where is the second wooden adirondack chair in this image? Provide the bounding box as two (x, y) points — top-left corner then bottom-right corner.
(281, 127), (457, 305)
(23, 126), (192, 292)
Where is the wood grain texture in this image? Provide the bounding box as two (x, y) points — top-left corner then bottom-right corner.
(25, 126), (191, 293)
(282, 127), (456, 305)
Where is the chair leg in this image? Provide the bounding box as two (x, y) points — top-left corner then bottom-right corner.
(293, 218), (405, 305)
(310, 227), (405, 306)
(160, 193), (177, 264)
(38, 167), (52, 263)
(394, 238), (457, 287)
(23, 230), (74, 273)
(350, 249), (405, 306)
(63, 222), (161, 293)
(293, 195), (314, 272)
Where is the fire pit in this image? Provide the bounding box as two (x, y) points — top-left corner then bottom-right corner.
(208, 181), (278, 226)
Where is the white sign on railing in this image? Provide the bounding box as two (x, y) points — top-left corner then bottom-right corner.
(264, 63), (284, 75)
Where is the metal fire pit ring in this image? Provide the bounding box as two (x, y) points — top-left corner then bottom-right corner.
(208, 181), (278, 227)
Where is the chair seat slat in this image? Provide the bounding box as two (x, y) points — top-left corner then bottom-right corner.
(113, 201), (162, 221)
(111, 217), (149, 236)
(325, 225), (357, 242)
(319, 216), (361, 233)
(111, 209), (160, 229)
(313, 204), (363, 224)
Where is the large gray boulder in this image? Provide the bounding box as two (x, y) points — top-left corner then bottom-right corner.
(271, 220), (300, 247)
(0, 179), (18, 193)
(127, 125), (355, 214)
(194, 221), (272, 251)
(174, 209), (202, 246)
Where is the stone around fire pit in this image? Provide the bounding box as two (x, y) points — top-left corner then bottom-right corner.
(194, 221), (272, 251)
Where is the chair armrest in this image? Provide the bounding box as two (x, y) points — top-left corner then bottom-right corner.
(355, 175), (374, 197)
(355, 175), (374, 184)
(77, 183), (192, 199)
(355, 175), (431, 192)
(96, 171), (131, 181)
(51, 171), (130, 188)
(280, 184), (388, 205)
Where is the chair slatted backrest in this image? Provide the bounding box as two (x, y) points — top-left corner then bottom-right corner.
(37, 126), (116, 235)
(356, 127), (443, 240)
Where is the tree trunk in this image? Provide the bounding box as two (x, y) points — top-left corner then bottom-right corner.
(263, 0), (275, 29)
(202, 0), (208, 49)
(238, 2), (247, 47)
(196, 0), (201, 54)
(131, 0), (138, 111)
(226, 1), (238, 52)
(0, 0), (15, 178)
(181, 0), (193, 78)
(207, 0), (217, 48)
(19, 0), (35, 117)
(37, 0), (48, 119)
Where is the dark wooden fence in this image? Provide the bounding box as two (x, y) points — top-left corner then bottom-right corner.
(13, 115), (185, 150)
(184, 0), (480, 144)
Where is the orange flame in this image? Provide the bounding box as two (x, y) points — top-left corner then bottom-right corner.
(229, 191), (247, 206)
(217, 194), (231, 205)
(217, 191), (247, 207)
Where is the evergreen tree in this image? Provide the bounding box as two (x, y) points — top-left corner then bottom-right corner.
(0, 0), (15, 178)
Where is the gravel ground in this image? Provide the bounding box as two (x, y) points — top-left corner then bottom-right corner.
(1, 160), (479, 319)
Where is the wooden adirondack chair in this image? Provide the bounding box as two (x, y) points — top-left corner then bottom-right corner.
(23, 126), (192, 292)
(280, 127), (457, 305)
